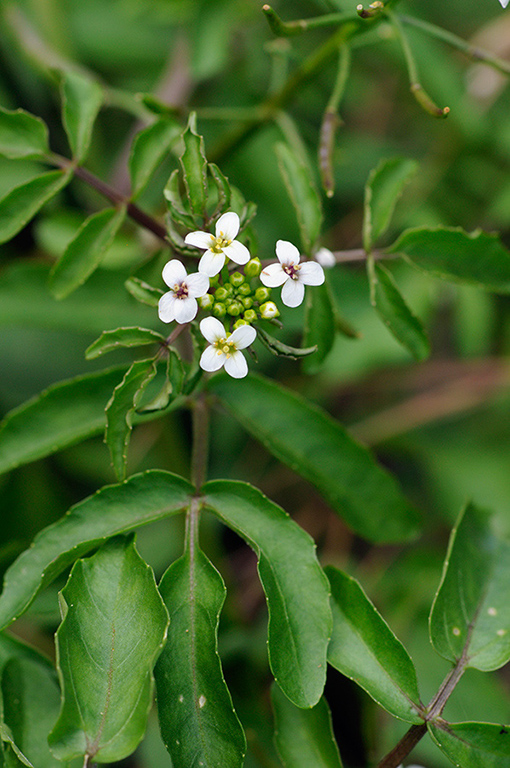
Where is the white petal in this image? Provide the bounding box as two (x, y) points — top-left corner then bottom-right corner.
(185, 231), (214, 250)
(223, 239), (250, 265)
(162, 259), (187, 288)
(281, 278), (305, 307)
(224, 350), (248, 378)
(276, 239), (300, 266)
(299, 261), (325, 286)
(158, 292), (176, 323)
(198, 250), (225, 277)
(186, 272), (210, 297)
(216, 211), (239, 240)
(174, 296), (198, 324)
(260, 263), (287, 287)
(499, 0), (509, 8)
(315, 247), (336, 268)
(228, 324), (256, 350)
(200, 316), (226, 344)
(200, 345), (226, 372)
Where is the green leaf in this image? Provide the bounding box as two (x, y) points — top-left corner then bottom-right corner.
(368, 260), (430, 361)
(0, 108), (49, 160)
(302, 280), (336, 374)
(0, 470), (192, 630)
(105, 359), (158, 480)
(49, 536), (169, 764)
(326, 566), (423, 723)
(2, 657), (62, 768)
(60, 70), (103, 162)
(271, 685), (343, 768)
(429, 721), (510, 768)
(387, 227), (510, 292)
(49, 206), (127, 299)
(180, 113), (207, 217)
(0, 170), (71, 245)
(156, 545), (246, 768)
(276, 142), (322, 254)
(208, 163), (231, 213)
(138, 349), (185, 413)
(0, 366), (129, 476)
(429, 503), (510, 671)
(129, 118), (181, 199)
(86, 326), (166, 359)
(363, 157), (418, 251)
(208, 374), (420, 543)
(124, 276), (163, 308)
(203, 480), (331, 708)
(163, 169), (195, 229)
(256, 326), (317, 359)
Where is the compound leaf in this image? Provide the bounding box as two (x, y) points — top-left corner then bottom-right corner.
(326, 566), (423, 723)
(272, 685), (343, 768)
(0, 108), (49, 159)
(430, 503), (510, 671)
(203, 480), (331, 708)
(60, 70), (103, 162)
(156, 544), (245, 768)
(49, 536), (168, 763)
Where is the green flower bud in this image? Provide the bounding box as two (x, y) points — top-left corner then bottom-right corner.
(198, 293), (214, 310)
(243, 309), (257, 323)
(214, 286), (229, 301)
(237, 282), (252, 296)
(241, 296), (253, 309)
(255, 286), (271, 303)
(226, 301), (243, 317)
(260, 301), (279, 319)
(213, 302), (227, 318)
(245, 258), (261, 278)
(229, 271), (245, 287)
(233, 318), (249, 330)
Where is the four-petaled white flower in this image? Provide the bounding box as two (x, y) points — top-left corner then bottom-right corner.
(185, 212), (250, 277)
(158, 259), (209, 324)
(199, 317), (256, 379)
(260, 240), (325, 307)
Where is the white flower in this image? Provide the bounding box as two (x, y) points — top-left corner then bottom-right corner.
(199, 317), (256, 379)
(260, 240), (325, 308)
(315, 247), (336, 268)
(184, 212), (250, 277)
(158, 259), (209, 324)
(499, 0), (509, 8)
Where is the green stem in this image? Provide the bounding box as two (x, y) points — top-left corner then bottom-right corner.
(386, 9), (449, 118)
(190, 392), (210, 492)
(399, 14), (510, 77)
(262, 4), (361, 37)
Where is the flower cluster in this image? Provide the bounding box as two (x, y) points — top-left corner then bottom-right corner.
(158, 211), (326, 378)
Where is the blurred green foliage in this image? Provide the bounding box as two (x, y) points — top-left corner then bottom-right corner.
(1, 1), (510, 766)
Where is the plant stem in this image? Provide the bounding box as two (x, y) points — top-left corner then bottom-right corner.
(51, 155), (169, 243)
(190, 392), (209, 491)
(386, 10), (449, 118)
(262, 5), (360, 37)
(319, 45), (351, 197)
(377, 724), (427, 768)
(377, 650), (468, 766)
(399, 14), (510, 76)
